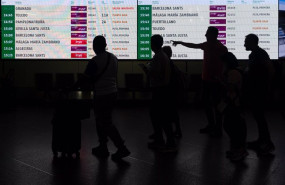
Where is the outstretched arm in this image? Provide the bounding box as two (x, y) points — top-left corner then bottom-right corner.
(171, 40), (202, 49)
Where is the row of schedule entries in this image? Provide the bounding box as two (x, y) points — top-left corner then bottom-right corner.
(1, 0), (278, 59)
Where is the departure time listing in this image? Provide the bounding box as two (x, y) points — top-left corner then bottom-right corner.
(1, 0), (278, 59)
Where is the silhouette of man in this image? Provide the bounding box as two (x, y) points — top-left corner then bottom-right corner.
(172, 26), (228, 137)
(84, 35), (130, 160)
(162, 46), (182, 138)
(146, 35), (177, 152)
(220, 52), (248, 161)
(244, 34), (275, 155)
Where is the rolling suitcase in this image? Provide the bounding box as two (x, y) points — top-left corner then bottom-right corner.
(51, 91), (91, 159)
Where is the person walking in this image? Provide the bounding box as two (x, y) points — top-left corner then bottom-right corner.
(145, 35), (177, 152)
(84, 35), (130, 160)
(162, 46), (182, 138)
(243, 34), (275, 155)
(220, 52), (248, 161)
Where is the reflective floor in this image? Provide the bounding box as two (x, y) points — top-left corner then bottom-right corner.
(0, 104), (285, 185)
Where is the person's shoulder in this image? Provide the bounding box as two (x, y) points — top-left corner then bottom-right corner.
(161, 51), (170, 63)
(88, 56), (97, 63)
(252, 47), (270, 60)
(259, 47), (269, 57)
(216, 41), (228, 51)
(154, 50), (168, 60)
(107, 52), (116, 57)
(161, 50), (170, 59)
(107, 52), (118, 60)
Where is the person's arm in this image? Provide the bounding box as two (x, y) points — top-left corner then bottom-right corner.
(71, 60), (97, 90)
(171, 40), (202, 49)
(84, 60), (98, 81)
(147, 59), (160, 79)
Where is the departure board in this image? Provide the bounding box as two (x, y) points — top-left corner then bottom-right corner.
(1, 0), (278, 60)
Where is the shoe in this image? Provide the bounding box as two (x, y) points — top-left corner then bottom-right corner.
(258, 141), (275, 155)
(199, 126), (213, 134)
(111, 146), (131, 161)
(92, 145), (110, 158)
(148, 141), (165, 150)
(229, 149), (249, 162)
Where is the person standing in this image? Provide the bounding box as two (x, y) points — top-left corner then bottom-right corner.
(220, 52), (248, 161)
(145, 35), (176, 152)
(162, 46), (182, 138)
(84, 35), (130, 160)
(243, 34), (275, 155)
(172, 26), (228, 137)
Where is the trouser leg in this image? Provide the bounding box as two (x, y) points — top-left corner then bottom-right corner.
(161, 91), (175, 145)
(224, 107), (247, 149)
(203, 82), (215, 128)
(252, 105), (271, 143)
(150, 106), (164, 142)
(150, 88), (165, 142)
(203, 81), (222, 131)
(161, 118), (175, 145)
(94, 93), (125, 148)
(250, 93), (271, 143)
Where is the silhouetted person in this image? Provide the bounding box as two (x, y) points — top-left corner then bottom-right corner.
(162, 46), (182, 138)
(244, 34), (275, 155)
(84, 35), (130, 160)
(144, 35), (177, 152)
(172, 26), (228, 137)
(220, 52), (248, 161)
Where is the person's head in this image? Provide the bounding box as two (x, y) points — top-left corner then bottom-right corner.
(93, 35), (107, 54)
(151, 34), (163, 53)
(221, 52), (238, 70)
(244, 34), (259, 51)
(162, 46), (172, 59)
(205, 26), (219, 42)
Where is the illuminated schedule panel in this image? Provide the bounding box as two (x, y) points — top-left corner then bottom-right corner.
(1, 0), (278, 60)
(138, 0), (278, 60)
(1, 0), (137, 59)
(86, 0), (137, 59)
(2, 1), (73, 59)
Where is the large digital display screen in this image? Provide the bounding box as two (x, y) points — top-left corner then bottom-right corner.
(279, 0), (285, 57)
(1, 0), (278, 60)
